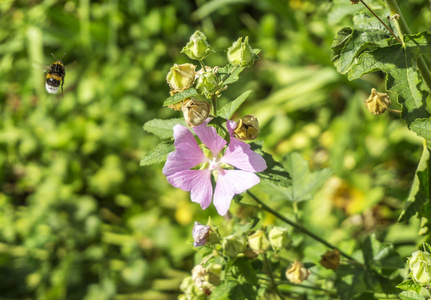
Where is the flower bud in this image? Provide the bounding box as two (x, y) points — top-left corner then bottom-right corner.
(233, 115), (260, 141)
(227, 37), (259, 68)
(182, 98), (211, 127)
(166, 63), (197, 93)
(248, 230), (270, 252)
(319, 249), (341, 270)
(222, 234), (246, 257)
(268, 226), (291, 250)
(192, 265), (208, 289)
(286, 261), (310, 284)
(179, 276), (206, 299)
(364, 88), (391, 115)
(192, 221), (211, 247)
(181, 30), (215, 61)
(408, 250), (431, 285)
(206, 263), (222, 286)
(196, 67), (219, 99)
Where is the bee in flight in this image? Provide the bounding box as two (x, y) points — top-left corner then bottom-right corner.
(44, 53), (66, 97)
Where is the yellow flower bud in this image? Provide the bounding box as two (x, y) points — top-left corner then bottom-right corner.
(166, 63), (197, 93)
(181, 30), (215, 61)
(319, 249), (341, 270)
(182, 98), (211, 127)
(286, 261), (310, 284)
(234, 115), (260, 140)
(364, 88), (391, 115)
(227, 37), (259, 68)
(268, 226), (291, 250)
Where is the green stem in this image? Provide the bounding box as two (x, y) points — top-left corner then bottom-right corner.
(384, 0), (431, 91)
(211, 94), (217, 116)
(198, 59), (206, 71)
(247, 191), (359, 262)
(277, 280), (337, 296)
(262, 253), (285, 300)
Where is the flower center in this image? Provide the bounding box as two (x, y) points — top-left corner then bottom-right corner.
(208, 157), (221, 171)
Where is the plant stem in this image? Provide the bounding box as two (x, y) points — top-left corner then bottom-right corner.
(198, 59), (206, 71)
(387, 108), (401, 114)
(262, 253), (285, 300)
(359, 0), (402, 44)
(247, 191), (358, 262)
(211, 94), (217, 116)
(217, 66), (238, 90)
(384, 0), (431, 91)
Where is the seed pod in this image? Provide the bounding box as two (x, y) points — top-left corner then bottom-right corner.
(286, 261), (310, 284)
(268, 226), (291, 250)
(248, 230), (270, 252)
(227, 37), (259, 68)
(234, 115), (260, 140)
(319, 249), (341, 270)
(182, 98), (211, 127)
(364, 88), (391, 115)
(181, 30), (215, 61)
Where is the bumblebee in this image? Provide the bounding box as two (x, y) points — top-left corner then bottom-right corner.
(44, 53), (66, 96)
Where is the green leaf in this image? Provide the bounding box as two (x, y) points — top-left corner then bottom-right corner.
(334, 265), (368, 300)
(331, 13), (393, 74)
(362, 234), (404, 274)
(280, 152), (332, 202)
(163, 88), (198, 107)
(399, 291), (426, 300)
(423, 242), (431, 253)
(236, 257), (259, 286)
(347, 31), (431, 125)
(210, 281), (237, 300)
(208, 117), (230, 142)
(217, 65), (245, 85)
(250, 142), (291, 188)
(143, 118), (186, 139)
(229, 283), (257, 300)
(410, 118), (431, 145)
(218, 90), (253, 119)
(396, 280), (422, 293)
(398, 142), (431, 235)
(140, 141), (175, 166)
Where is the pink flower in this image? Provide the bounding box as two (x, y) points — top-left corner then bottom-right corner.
(163, 119), (267, 216)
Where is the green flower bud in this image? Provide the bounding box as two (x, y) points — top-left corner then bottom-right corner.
(408, 250), (431, 285)
(181, 30), (215, 61)
(268, 226), (291, 250)
(227, 37), (259, 68)
(166, 63), (197, 93)
(223, 234), (246, 257)
(207, 263), (222, 286)
(233, 115), (260, 141)
(248, 230), (270, 252)
(196, 67), (219, 99)
(179, 276), (207, 299)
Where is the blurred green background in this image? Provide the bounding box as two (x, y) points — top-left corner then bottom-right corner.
(1, 0), (430, 299)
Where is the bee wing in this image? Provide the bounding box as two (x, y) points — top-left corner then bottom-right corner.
(33, 62), (50, 73)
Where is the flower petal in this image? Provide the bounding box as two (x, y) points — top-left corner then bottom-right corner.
(226, 120), (237, 135)
(213, 169), (260, 215)
(193, 119), (227, 157)
(167, 169), (213, 210)
(221, 138), (267, 172)
(163, 124), (207, 176)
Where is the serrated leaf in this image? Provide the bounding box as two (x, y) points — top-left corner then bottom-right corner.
(230, 283), (257, 300)
(143, 118), (186, 139)
(331, 13), (393, 74)
(396, 280), (422, 293)
(399, 291), (426, 300)
(398, 142), (431, 235)
(163, 88), (198, 107)
(347, 31), (431, 125)
(218, 90), (253, 119)
(236, 257), (258, 286)
(250, 143), (291, 188)
(362, 234), (404, 274)
(210, 281), (237, 300)
(279, 152), (332, 202)
(217, 65), (245, 85)
(140, 141), (175, 166)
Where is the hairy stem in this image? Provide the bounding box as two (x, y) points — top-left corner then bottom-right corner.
(247, 191), (359, 262)
(384, 0), (431, 91)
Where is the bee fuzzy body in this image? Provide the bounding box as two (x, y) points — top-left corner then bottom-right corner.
(45, 57), (66, 96)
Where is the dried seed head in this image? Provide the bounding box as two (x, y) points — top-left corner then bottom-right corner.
(364, 88), (391, 115)
(350, 0), (360, 4)
(320, 249), (341, 270)
(286, 261), (310, 284)
(182, 98), (211, 127)
(234, 115), (260, 140)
